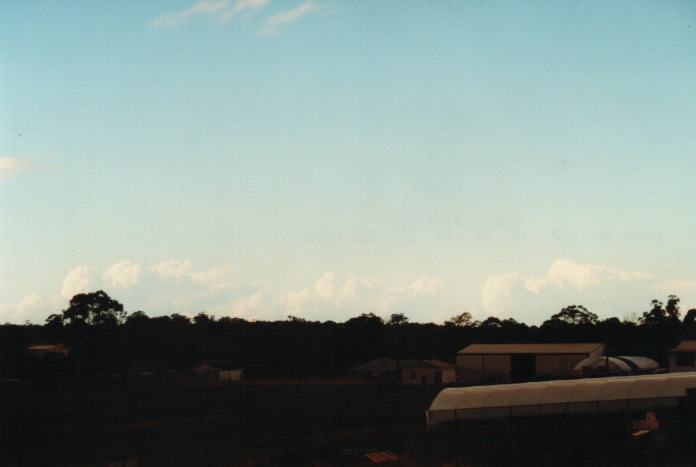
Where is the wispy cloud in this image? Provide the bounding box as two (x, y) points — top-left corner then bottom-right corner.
(257, 1), (316, 35)
(152, 0), (268, 28)
(0, 156), (31, 180)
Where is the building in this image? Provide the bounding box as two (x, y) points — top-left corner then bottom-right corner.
(27, 343), (70, 358)
(669, 341), (696, 372)
(346, 358), (409, 383)
(456, 343), (606, 384)
(401, 359), (456, 386)
(194, 360), (244, 382)
(426, 372), (696, 429)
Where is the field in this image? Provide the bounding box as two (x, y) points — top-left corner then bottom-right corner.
(3, 379), (696, 466)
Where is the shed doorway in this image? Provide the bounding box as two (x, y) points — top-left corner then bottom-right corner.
(511, 354), (536, 382)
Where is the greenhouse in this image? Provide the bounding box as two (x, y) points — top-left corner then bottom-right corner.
(427, 372), (696, 429)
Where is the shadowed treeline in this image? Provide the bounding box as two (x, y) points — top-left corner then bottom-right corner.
(3, 292), (696, 381)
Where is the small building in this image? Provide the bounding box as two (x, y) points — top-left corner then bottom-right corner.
(194, 360), (244, 382)
(457, 343), (606, 384)
(27, 343), (70, 359)
(669, 341), (696, 372)
(401, 359), (456, 386)
(127, 360), (171, 377)
(346, 358), (405, 383)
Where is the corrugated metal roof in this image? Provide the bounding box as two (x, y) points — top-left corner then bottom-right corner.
(670, 341), (696, 352)
(426, 372), (696, 428)
(458, 343), (605, 355)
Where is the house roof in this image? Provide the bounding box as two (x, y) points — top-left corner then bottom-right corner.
(458, 343), (605, 355)
(347, 358), (417, 373)
(670, 341), (696, 352)
(196, 360), (243, 371)
(401, 359), (454, 369)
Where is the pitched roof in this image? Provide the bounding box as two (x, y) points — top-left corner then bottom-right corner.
(670, 341), (696, 352)
(347, 358), (417, 373)
(401, 359), (454, 369)
(458, 343), (605, 355)
(197, 360), (243, 371)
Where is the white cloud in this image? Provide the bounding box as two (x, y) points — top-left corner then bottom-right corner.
(398, 276), (444, 296)
(103, 260), (142, 289)
(0, 156), (31, 180)
(152, 0), (231, 27)
(220, 0), (269, 22)
(258, 1), (316, 35)
(189, 265), (234, 290)
(150, 260), (191, 280)
(152, 0), (269, 27)
(481, 272), (524, 315)
(525, 258), (652, 294)
(61, 266), (96, 299)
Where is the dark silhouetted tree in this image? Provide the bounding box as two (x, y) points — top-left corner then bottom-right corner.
(550, 305), (598, 326)
(62, 290), (125, 326)
(445, 311), (475, 327)
(387, 313), (409, 325)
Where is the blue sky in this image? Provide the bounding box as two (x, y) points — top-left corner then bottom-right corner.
(2, 1), (696, 325)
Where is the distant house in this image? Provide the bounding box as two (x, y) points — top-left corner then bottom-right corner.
(346, 358), (411, 383)
(27, 343), (70, 358)
(669, 341), (696, 372)
(127, 360), (171, 377)
(194, 360), (244, 382)
(457, 343), (607, 384)
(401, 359), (456, 386)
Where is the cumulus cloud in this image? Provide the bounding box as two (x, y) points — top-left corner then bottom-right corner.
(150, 260), (191, 280)
(397, 276), (444, 297)
(152, 0), (269, 27)
(103, 260), (142, 289)
(525, 258), (652, 294)
(61, 266), (96, 299)
(257, 1), (316, 35)
(0, 156), (31, 180)
(480, 259), (654, 318)
(481, 272), (524, 315)
(189, 265), (234, 290)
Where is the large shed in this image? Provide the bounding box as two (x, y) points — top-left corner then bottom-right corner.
(426, 372), (696, 430)
(456, 343), (606, 384)
(669, 341), (696, 372)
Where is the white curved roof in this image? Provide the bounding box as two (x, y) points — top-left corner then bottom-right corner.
(427, 372), (696, 428)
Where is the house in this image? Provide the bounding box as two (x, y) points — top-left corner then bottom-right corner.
(401, 359), (456, 386)
(194, 360), (244, 382)
(669, 341), (696, 372)
(456, 343), (606, 384)
(127, 360), (171, 377)
(27, 343), (70, 358)
(346, 358), (413, 383)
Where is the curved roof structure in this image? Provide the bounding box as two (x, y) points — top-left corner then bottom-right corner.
(573, 357), (633, 375)
(427, 372), (696, 429)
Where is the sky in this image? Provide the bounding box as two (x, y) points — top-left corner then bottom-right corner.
(1, 1), (696, 326)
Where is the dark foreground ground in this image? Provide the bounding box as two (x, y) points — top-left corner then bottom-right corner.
(3, 379), (696, 466)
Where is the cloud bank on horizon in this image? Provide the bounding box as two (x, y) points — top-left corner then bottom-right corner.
(3, 257), (690, 327)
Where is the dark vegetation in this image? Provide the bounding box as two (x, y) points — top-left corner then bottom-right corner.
(3, 292), (696, 465)
(2, 292), (694, 381)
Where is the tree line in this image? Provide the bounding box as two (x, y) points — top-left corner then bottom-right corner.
(2, 291), (696, 381)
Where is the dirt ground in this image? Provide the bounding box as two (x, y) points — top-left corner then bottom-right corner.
(2, 379), (696, 466)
